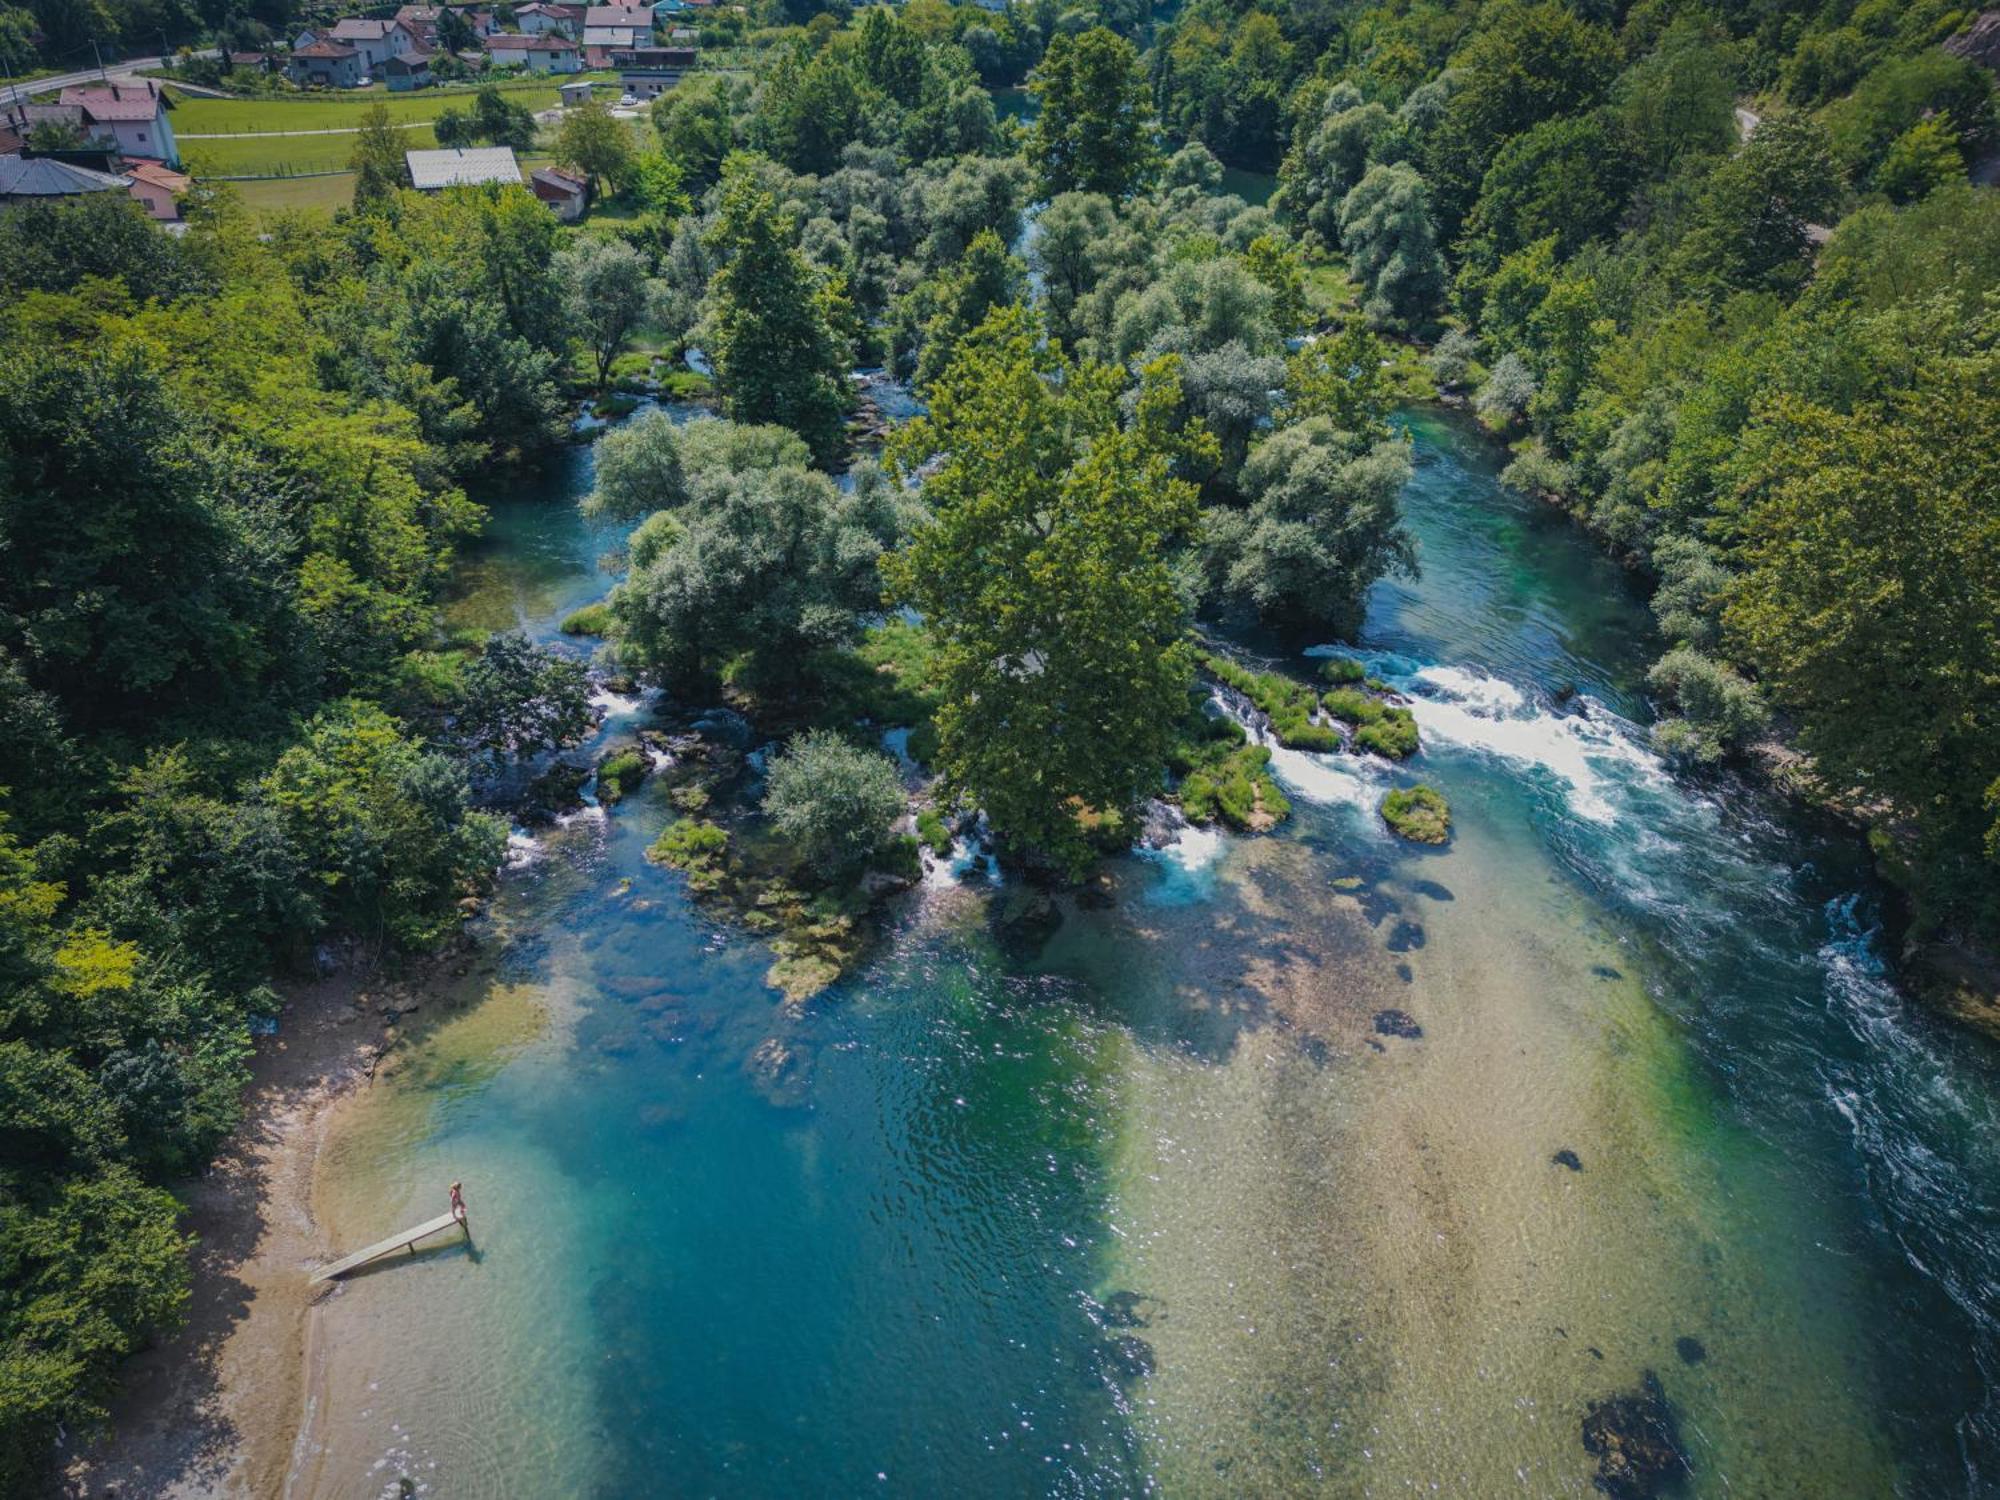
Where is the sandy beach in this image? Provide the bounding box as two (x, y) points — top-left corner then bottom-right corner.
(62, 953), (466, 1500)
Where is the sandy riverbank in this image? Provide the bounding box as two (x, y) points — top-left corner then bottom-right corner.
(62, 954), (469, 1500)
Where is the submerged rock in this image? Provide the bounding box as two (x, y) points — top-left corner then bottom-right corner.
(1553, 1148), (1584, 1172)
(1674, 1335), (1706, 1366)
(517, 761), (590, 825)
(746, 1035), (811, 1108)
(1093, 1290), (1163, 1329)
(1372, 1008), (1423, 1039)
(991, 887), (1063, 958)
(1092, 1335), (1156, 1383)
(1581, 1371), (1689, 1498)
(688, 706), (753, 749)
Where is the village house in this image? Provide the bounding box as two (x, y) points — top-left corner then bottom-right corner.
(122, 159), (191, 220)
(558, 79), (595, 107)
(581, 3), (652, 63)
(484, 33), (582, 72)
(530, 164), (588, 219)
(0, 153), (131, 207)
(393, 5), (442, 46)
(406, 144), (522, 190)
(383, 53), (434, 90)
(516, 3), (579, 36)
(287, 39), (366, 88)
(611, 45), (695, 100)
(324, 17), (425, 71)
(57, 81), (178, 168)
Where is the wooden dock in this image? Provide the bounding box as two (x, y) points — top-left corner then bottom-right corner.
(311, 1210), (467, 1284)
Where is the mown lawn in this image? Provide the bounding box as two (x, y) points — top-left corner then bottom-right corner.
(185, 124), (443, 175)
(228, 172), (361, 216)
(165, 72), (619, 134)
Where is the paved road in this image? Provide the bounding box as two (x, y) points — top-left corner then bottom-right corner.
(1, 50), (217, 108)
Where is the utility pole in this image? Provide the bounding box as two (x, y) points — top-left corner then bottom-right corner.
(92, 36), (105, 83)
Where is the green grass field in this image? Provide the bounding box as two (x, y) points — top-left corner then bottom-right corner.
(229, 172), (361, 215)
(171, 76), (628, 178)
(184, 124), (444, 176)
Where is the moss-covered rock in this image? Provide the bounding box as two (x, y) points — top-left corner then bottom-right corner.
(595, 747), (648, 804)
(560, 601), (615, 637)
(1380, 784), (1451, 844)
(647, 818), (730, 889)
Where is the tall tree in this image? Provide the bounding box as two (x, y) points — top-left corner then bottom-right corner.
(554, 238), (657, 389)
(884, 306), (1202, 874)
(1029, 27), (1157, 199)
(348, 103), (407, 212)
(703, 158), (852, 465)
(554, 101), (634, 202)
(1339, 162), (1445, 330)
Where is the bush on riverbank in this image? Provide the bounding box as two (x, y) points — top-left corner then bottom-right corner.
(1381, 784), (1451, 843)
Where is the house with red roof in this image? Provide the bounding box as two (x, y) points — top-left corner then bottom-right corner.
(57, 81), (177, 168)
(287, 39), (366, 89)
(484, 33), (582, 72)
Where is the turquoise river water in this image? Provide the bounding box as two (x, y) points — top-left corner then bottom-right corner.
(289, 408), (2000, 1499)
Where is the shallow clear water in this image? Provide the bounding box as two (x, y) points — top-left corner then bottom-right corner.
(296, 409), (2000, 1499)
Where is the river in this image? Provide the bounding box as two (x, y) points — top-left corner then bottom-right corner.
(288, 406), (2000, 1499)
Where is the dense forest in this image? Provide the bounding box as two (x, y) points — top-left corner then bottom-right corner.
(3, 0), (1998, 1487)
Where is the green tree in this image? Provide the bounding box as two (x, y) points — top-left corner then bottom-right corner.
(652, 74), (738, 190)
(555, 101), (634, 202)
(703, 158), (852, 465)
(762, 730), (906, 878)
(608, 463), (902, 690)
(1672, 111), (1843, 298)
(1338, 163), (1445, 330)
(1206, 417), (1415, 635)
(452, 633), (593, 768)
(1725, 348), (2000, 907)
(261, 700), (506, 949)
(350, 103), (410, 211)
(553, 237), (658, 389)
(884, 306), (1201, 874)
(1029, 27), (1157, 199)
(1874, 115), (1964, 204)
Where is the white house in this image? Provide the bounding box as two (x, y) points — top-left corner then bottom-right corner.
(484, 33), (582, 72)
(57, 81), (178, 167)
(326, 17), (425, 70)
(516, 3), (577, 36)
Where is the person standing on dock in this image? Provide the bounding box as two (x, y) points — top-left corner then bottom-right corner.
(449, 1181), (466, 1223)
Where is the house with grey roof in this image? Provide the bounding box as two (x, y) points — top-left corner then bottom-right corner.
(405, 145), (522, 191)
(0, 153), (133, 205)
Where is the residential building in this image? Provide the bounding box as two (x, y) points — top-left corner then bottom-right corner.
(611, 45), (695, 100)
(0, 153), (132, 206)
(327, 17), (425, 70)
(531, 164), (588, 219)
(484, 34), (582, 72)
(384, 53), (435, 89)
(406, 145), (522, 190)
(394, 6), (442, 46)
(558, 79), (595, 107)
(58, 81), (178, 167)
(582, 4), (651, 50)
(287, 39), (366, 88)
(0, 103), (83, 155)
(517, 3), (577, 36)
(123, 158), (190, 220)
